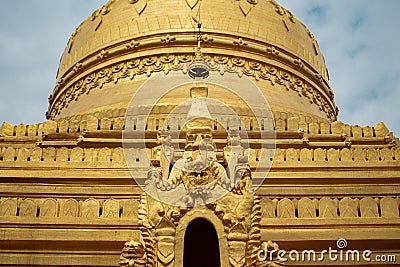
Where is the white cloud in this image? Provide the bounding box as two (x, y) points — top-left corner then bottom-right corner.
(0, 0), (104, 124)
(279, 0), (400, 136)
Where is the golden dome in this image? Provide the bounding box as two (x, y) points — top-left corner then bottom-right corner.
(47, 0), (337, 121)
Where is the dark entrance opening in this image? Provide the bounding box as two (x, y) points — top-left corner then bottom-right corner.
(183, 218), (220, 267)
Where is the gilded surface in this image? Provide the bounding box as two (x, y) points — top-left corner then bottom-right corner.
(48, 0), (335, 122)
(0, 0), (399, 266)
(47, 54), (336, 120)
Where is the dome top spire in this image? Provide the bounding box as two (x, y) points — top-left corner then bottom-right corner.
(188, 2), (210, 80)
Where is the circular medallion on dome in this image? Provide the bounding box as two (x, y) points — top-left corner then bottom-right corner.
(188, 61), (210, 79)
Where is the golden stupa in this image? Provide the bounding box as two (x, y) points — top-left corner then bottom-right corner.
(0, 0), (399, 266)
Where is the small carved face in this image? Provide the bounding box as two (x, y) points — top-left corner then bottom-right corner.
(124, 240), (145, 255)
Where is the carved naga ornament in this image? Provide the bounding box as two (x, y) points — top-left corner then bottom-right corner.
(120, 83), (278, 266)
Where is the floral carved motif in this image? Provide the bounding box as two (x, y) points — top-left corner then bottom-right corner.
(161, 35), (176, 45)
(129, 0), (147, 15)
(90, 2), (113, 21)
(126, 39), (140, 50)
(185, 0), (199, 9)
(233, 38), (248, 47)
(269, 0), (295, 23)
(48, 54), (337, 120)
(89, 0), (115, 31)
(238, 0), (258, 16)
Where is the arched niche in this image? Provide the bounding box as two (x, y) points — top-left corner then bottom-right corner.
(175, 208), (229, 267)
(184, 218), (220, 267)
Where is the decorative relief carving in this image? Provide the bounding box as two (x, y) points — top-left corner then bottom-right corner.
(156, 217), (176, 266)
(97, 49), (109, 60)
(340, 148), (352, 162)
(72, 63), (83, 73)
(17, 148), (29, 162)
(380, 197), (399, 218)
(56, 147), (69, 162)
(16, 124), (26, 137)
(48, 54), (337, 120)
(353, 147), (366, 162)
(285, 148), (298, 162)
(239, 1), (252, 16)
(29, 147), (42, 162)
(233, 38), (248, 47)
(122, 199), (139, 218)
(339, 197), (358, 218)
(0, 196), (396, 223)
(298, 197), (316, 218)
(91, 3), (112, 21)
(185, 0), (199, 9)
(3, 147), (15, 162)
(327, 148), (339, 161)
(380, 148), (393, 161)
(228, 223), (247, 266)
(277, 198), (295, 218)
(294, 58), (304, 69)
(81, 198), (100, 218)
(237, 0), (258, 16)
(319, 197), (338, 218)
(19, 199), (37, 217)
(43, 147), (56, 162)
(126, 39), (140, 50)
(112, 147), (125, 164)
(248, 196), (263, 265)
(269, 0), (295, 23)
(39, 198), (58, 217)
(360, 197), (378, 218)
(129, 0), (147, 15)
(296, 146), (308, 160)
(90, 1), (114, 31)
(65, 27), (80, 54)
(0, 198), (17, 216)
(120, 240), (147, 267)
(0, 122), (14, 136)
(103, 199), (120, 218)
(161, 35), (176, 45)
(260, 198), (276, 218)
(132, 190), (263, 265)
(60, 199), (79, 217)
(266, 46), (279, 56)
(98, 147), (112, 162)
(0, 198), (136, 219)
(314, 148), (325, 162)
(120, 106), (264, 266)
(201, 34), (213, 43)
(70, 147), (84, 162)
(368, 148), (380, 161)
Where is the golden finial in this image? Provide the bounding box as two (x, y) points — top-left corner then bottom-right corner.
(188, 0), (210, 79)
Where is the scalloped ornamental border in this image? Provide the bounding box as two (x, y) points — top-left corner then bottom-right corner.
(47, 54), (337, 120)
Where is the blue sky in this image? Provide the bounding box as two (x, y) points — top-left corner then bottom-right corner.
(279, 0), (400, 136)
(0, 0), (399, 136)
